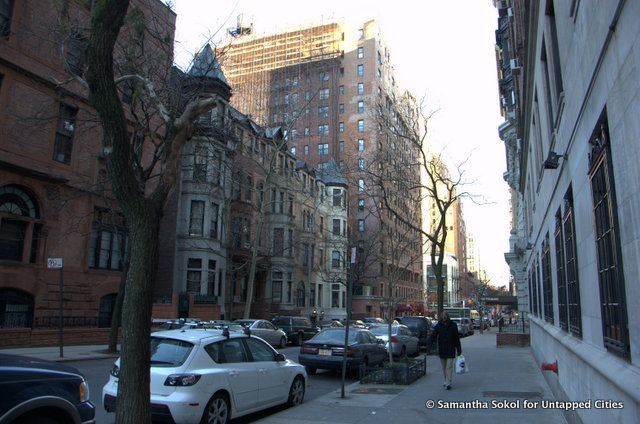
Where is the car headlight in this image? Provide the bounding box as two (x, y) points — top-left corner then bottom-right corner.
(79, 380), (90, 402)
(164, 374), (202, 386)
(110, 364), (120, 378)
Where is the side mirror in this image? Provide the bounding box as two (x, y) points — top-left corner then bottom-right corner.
(275, 353), (286, 362)
(377, 339), (385, 345)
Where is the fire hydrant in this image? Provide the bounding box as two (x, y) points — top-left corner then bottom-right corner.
(541, 361), (558, 374)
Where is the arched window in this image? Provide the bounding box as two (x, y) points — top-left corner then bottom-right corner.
(0, 185), (42, 262)
(0, 289), (34, 328)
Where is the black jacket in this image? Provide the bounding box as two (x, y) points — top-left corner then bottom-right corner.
(426, 319), (462, 359)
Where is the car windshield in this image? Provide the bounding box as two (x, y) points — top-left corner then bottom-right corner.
(235, 320), (255, 327)
(370, 326), (398, 336)
(272, 318), (289, 326)
(150, 337), (194, 367)
(311, 329), (358, 344)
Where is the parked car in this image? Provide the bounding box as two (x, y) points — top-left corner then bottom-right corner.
(103, 329), (306, 424)
(362, 317), (385, 325)
(0, 354), (96, 424)
(471, 318), (489, 331)
(346, 320), (367, 329)
(319, 319), (345, 329)
(271, 316), (320, 346)
(369, 325), (419, 357)
(451, 318), (473, 336)
(235, 319), (288, 348)
(397, 316), (433, 349)
(298, 328), (387, 375)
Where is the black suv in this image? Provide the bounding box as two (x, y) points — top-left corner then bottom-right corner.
(271, 316), (320, 345)
(0, 354), (96, 424)
(397, 316), (433, 350)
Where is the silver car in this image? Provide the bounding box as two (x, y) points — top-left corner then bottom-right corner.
(235, 319), (288, 348)
(451, 318), (472, 336)
(369, 324), (419, 357)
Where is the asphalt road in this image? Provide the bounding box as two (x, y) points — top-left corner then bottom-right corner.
(70, 344), (357, 424)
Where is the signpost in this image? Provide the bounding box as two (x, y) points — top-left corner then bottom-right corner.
(47, 258), (64, 358)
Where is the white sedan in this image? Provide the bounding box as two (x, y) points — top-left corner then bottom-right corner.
(103, 329), (306, 424)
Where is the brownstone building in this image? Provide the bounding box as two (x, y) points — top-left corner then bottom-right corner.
(0, 0), (175, 345)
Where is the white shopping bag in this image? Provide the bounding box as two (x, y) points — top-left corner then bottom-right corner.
(455, 355), (468, 374)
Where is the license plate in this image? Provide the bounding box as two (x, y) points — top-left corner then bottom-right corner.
(319, 349), (332, 356)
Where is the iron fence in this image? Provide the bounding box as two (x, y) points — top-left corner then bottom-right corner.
(359, 356), (426, 385)
(34, 316), (98, 328)
(497, 311), (530, 334)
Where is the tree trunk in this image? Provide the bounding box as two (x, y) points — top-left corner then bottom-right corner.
(116, 212), (160, 424)
(107, 262), (127, 353)
(243, 192), (267, 319)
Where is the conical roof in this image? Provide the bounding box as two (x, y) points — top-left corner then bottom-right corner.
(188, 44), (229, 85)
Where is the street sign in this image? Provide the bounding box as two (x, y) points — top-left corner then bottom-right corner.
(47, 258), (64, 269)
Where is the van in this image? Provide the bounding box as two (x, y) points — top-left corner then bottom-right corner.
(271, 316), (320, 345)
(397, 316), (433, 350)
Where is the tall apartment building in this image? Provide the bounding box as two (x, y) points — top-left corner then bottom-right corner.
(0, 0), (175, 343)
(495, 1), (640, 422)
(218, 20), (423, 318)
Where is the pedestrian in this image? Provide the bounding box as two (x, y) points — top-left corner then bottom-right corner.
(426, 311), (462, 390)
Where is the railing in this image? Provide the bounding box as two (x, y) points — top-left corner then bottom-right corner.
(34, 316), (98, 328)
(193, 294), (218, 304)
(498, 311), (530, 334)
(359, 356), (426, 385)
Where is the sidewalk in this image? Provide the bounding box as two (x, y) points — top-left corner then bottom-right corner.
(0, 344), (119, 362)
(258, 331), (567, 424)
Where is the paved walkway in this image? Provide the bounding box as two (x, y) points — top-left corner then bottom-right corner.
(0, 332), (567, 424)
(258, 331), (567, 424)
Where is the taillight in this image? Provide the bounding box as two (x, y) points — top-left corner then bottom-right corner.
(332, 347), (356, 357)
(300, 346), (318, 354)
(390, 336), (399, 343)
(164, 374), (201, 386)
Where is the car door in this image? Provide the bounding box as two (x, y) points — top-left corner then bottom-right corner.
(261, 320), (279, 345)
(251, 321), (268, 342)
(218, 338), (258, 412)
(244, 337), (289, 406)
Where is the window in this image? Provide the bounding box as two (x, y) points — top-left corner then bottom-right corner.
(320, 72), (330, 81)
(332, 219), (340, 236)
(304, 127), (310, 136)
(357, 101), (364, 113)
(304, 145), (309, 156)
(541, 234), (554, 323)
(87, 208), (128, 271)
(290, 129), (297, 140)
(358, 199), (365, 211)
(358, 139), (365, 152)
(339, 85), (344, 95)
(220, 339), (248, 363)
(358, 159), (365, 170)
(358, 120), (365, 132)
(210, 203), (219, 239)
(358, 219), (365, 233)
(0, 185), (42, 263)
(53, 104), (78, 164)
(302, 243), (310, 266)
(358, 28), (364, 40)
(339, 141), (344, 152)
(545, 1), (564, 110)
(332, 251), (341, 268)
(357, 83), (364, 95)
(555, 209), (568, 331)
(290, 146), (296, 156)
(286, 273), (293, 303)
(318, 106), (329, 117)
(193, 145), (208, 182)
(339, 103), (344, 114)
(357, 47), (364, 59)
(207, 260), (217, 295)
(188, 200), (205, 236)
(273, 228), (284, 255)
(358, 179), (365, 192)
(272, 271), (283, 303)
(284, 94), (289, 105)
(66, 31), (87, 76)
(186, 258), (202, 294)
(318, 143), (329, 156)
(589, 110), (628, 356)
(357, 64), (364, 76)
(333, 189), (342, 207)
(377, 68), (382, 79)
(332, 284), (340, 308)
(319, 88), (329, 100)
(318, 124), (329, 135)
(0, 0), (14, 37)
(563, 190), (582, 337)
(339, 122), (344, 133)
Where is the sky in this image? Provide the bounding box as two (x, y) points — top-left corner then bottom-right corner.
(170, 0), (511, 287)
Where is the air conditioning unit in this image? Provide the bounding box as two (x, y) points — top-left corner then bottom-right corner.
(498, 0), (509, 9)
(510, 59), (521, 74)
(507, 7), (514, 20)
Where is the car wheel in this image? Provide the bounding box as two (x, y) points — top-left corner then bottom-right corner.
(14, 415), (59, 424)
(201, 392), (230, 424)
(279, 337), (287, 349)
(287, 376), (305, 406)
(305, 365), (317, 375)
